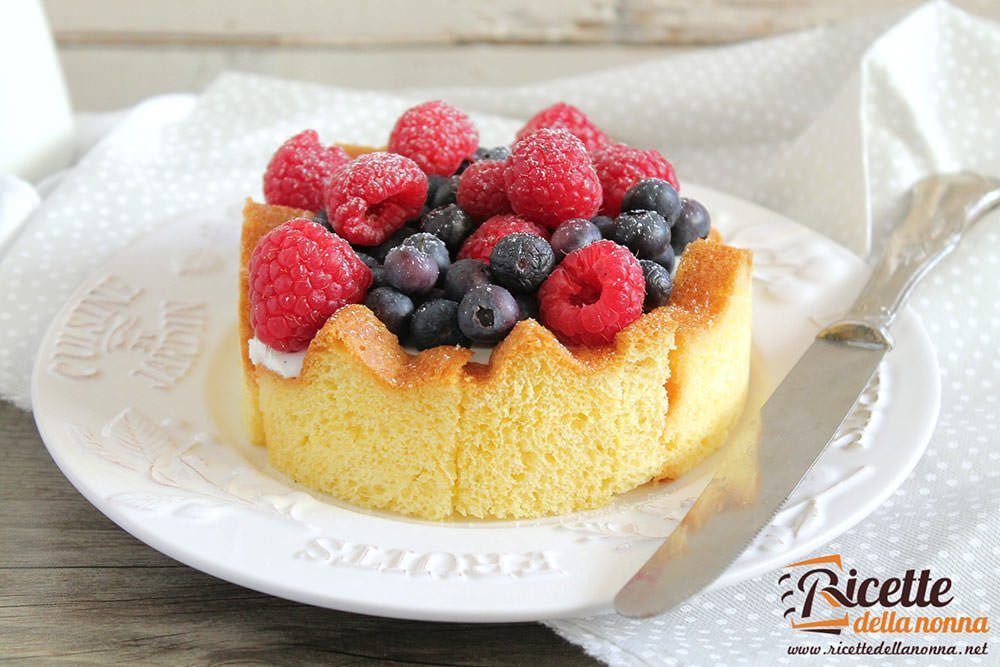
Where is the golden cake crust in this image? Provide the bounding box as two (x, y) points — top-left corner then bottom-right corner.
(239, 199), (752, 519)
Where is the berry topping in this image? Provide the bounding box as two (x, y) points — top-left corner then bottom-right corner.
(401, 232), (451, 273)
(457, 159), (511, 220)
(550, 218), (602, 260)
(443, 258), (492, 301)
(458, 285), (520, 344)
(610, 210), (671, 260)
(387, 100), (479, 176)
(384, 245), (440, 296)
(591, 215), (616, 238)
(672, 198), (712, 255)
(515, 102), (610, 153)
(649, 242), (676, 273)
(639, 259), (673, 311)
(249, 218), (372, 352)
(324, 152), (428, 246)
(354, 251), (386, 286)
(538, 240), (644, 347)
(263, 130), (350, 211)
(473, 145), (512, 162)
(457, 214), (550, 263)
(503, 129), (602, 228)
(489, 233), (555, 294)
(426, 174), (460, 210)
(514, 292), (539, 321)
(591, 143), (679, 217)
(367, 226), (418, 263)
(365, 286), (414, 337)
(621, 178), (682, 224)
(420, 204), (475, 253)
(410, 299), (466, 350)
(312, 209), (333, 232)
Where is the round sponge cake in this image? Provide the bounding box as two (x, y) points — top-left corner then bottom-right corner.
(239, 200), (752, 520)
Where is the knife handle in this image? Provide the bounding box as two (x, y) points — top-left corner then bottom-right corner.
(821, 173), (1000, 349)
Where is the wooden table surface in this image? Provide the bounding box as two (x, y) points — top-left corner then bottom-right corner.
(0, 400), (598, 665)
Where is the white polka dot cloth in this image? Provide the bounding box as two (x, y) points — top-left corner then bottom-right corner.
(1, 2), (998, 665)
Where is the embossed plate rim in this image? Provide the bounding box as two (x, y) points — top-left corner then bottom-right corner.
(30, 185), (940, 621)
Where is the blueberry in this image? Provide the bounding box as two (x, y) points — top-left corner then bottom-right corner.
(550, 218), (602, 260)
(458, 285), (520, 343)
(649, 242), (675, 273)
(489, 233), (555, 293)
(671, 198), (712, 256)
(312, 209), (333, 233)
(443, 258), (492, 301)
(384, 246), (439, 295)
(409, 299), (466, 350)
(354, 251), (386, 286)
(364, 287), (414, 337)
(514, 292), (539, 321)
(610, 210), (671, 259)
(420, 204), (475, 254)
(474, 145), (512, 161)
(591, 215), (616, 238)
(639, 260), (674, 311)
(402, 232), (450, 273)
(426, 175), (460, 209)
(367, 226), (418, 263)
(621, 178), (682, 225)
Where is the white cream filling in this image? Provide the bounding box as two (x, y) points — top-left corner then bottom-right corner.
(248, 336), (493, 378)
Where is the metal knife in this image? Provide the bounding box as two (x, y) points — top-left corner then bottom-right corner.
(614, 172), (1000, 618)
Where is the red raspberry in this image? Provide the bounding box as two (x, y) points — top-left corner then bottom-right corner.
(538, 240), (644, 347)
(591, 143), (679, 217)
(262, 130), (350, 211)
(457, 159), (511, 220)
(457, 214), (550, 263)
(503, 129), (602, 229)
(249, 218), (372, 352)
(324, 152), (428, 246)
(387, 100), (479, 176)
(516, 102), (610, 153)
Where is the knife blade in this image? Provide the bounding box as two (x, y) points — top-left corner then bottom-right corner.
(614, 172), (1000, 619)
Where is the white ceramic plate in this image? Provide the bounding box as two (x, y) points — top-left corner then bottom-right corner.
(31, 186), (939, 622)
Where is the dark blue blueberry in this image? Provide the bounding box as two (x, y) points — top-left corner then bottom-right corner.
(550, 218), (602, 260)
(312, 209), (333, 233)
(621, 178), (682, 225)
(610, 210), (671, 259)
(402, 232), (450, 273)
(426, 175), (460, 209)
(473, 145), (512, 162)
(458, 285), (520, 343)
(671, 198), (712, 256)
(489, 233), (555, 293)
(648, 242), (675, 273)
(591, 215), (616, 238)
(420, 204), (475, 254)
(443, 258), (492, 301)
(354, 251), (386, 287)
(409, 299), (466, 350)
(364, 287), (414, 337)
(514, 292), (539, 321)
(639, 259), (674, 311)
(366, 226), (418, 263)
(384, 246), (439, 296)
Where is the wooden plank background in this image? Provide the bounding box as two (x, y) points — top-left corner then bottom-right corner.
(41, 0), (1000, 110)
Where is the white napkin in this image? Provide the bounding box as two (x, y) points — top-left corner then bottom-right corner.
(1, 2), (997, 664)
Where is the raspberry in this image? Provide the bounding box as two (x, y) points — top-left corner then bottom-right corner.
(456, 159), (511, 220)
(387, 100), (479, 176)
(324, 152), (428, 246)
(504, 129), (602, 229)
(457, 214), (550, 263)
(249, 218), (372, 352)
(263, 130), (350, 211)
(591, 143), (679, 217)
(538, 240), (644, 347)
(516, 103), (610, 152)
